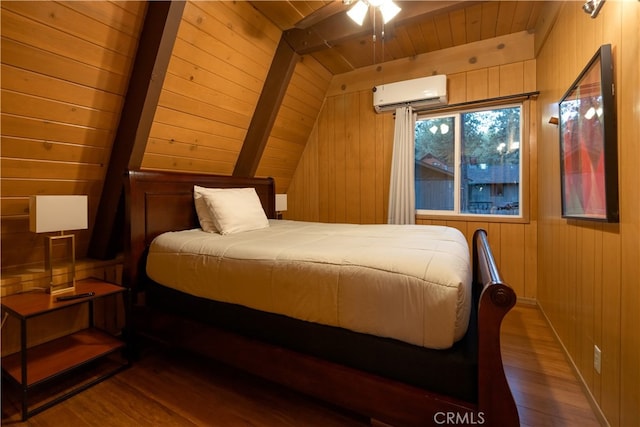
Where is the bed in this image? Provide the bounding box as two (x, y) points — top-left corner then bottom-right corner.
(123, 170), (519, 427)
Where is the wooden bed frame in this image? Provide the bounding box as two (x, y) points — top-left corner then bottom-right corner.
(123, 170), (519, 427)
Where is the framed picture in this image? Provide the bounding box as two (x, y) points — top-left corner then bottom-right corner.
(559, 44), (619, 222)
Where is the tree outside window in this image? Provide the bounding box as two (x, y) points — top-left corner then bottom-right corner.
(415, 105), (522, 217)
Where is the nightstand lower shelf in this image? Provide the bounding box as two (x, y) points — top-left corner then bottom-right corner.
(2, 328), (125, 386)
(1, 278), (130, 420)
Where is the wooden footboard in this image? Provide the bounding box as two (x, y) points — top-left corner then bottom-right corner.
(474, 229), (519, 426)
(124, 170), (519, 427)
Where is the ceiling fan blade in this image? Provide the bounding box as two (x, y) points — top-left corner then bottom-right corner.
(286, 1), (481, 55)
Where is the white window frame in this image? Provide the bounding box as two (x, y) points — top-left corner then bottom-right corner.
(415, 102), (526, 221)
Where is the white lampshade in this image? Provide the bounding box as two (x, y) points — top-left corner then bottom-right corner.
(275, 194), (288, 212)
(29, 195), (88, 233)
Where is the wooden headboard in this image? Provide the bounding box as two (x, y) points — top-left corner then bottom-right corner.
(123, 170), (276, 289)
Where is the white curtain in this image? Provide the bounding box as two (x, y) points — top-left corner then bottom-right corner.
(388, 106), (416, 224)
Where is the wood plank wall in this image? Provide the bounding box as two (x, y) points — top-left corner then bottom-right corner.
(536, 2), (639, 426)
(256, 56), (333, 193)
(287, 31), (538, 300)
(0, 1), (146, 275)
(140, 1), (333, 194)
(140, 1), (278, 177)
(1, 0), (332, 282)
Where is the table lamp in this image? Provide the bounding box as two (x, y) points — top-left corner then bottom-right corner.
(29, 195), (88, 294)
(275, 194), (287, 219)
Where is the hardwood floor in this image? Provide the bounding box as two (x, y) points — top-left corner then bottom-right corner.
(2, 304), (601, 426)
(501, 304), (601, 427)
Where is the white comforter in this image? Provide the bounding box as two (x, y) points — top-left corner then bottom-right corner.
(146, 220), (472, 349)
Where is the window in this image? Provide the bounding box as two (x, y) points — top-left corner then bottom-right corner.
(415, 105), (522, 217)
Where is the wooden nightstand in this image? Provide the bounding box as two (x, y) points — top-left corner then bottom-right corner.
(1, 278), (130, 420)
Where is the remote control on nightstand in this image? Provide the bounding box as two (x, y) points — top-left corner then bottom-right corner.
(55, 292), (95, 302)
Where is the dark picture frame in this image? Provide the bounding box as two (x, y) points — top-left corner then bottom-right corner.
(559, 44), (619, 222)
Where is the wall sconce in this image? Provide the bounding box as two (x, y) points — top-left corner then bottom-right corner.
(275, 194), (288, 219)
(29, 195), (88, 295)
(582, 0), (605, 18)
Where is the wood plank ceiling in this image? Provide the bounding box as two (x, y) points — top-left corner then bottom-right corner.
(250, 1), (545, 74)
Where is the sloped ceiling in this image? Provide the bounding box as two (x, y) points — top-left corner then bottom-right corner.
(251, 1), (547, 74)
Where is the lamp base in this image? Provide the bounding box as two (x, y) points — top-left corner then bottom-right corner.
(44, 234), (77, 295)
(48, 282), (76, 296)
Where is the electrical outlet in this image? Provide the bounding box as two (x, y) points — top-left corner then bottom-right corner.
(594, 345), (602, 374)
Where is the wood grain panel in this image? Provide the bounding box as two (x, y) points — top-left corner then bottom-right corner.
(1, 115), (114, 147)
(327, 31), (535, 97)
(288, 41), (538, 298)
(7, 1), (140, 55)
(181, 3), (273, 79)
(418, 18), (441, 53)
(1, 137), (105, 164)
(218, 0), (281, 46)
(449, 9), (467, 47)
(461, 4), (481, 45)
(359, 90), (377, 225)
(1, 38), (128, 94)
(161, 73), (253, 125)
(536, 2), (639, 425)
(466, 68), (489, 101)
(256, 54), (332, 193)
(499, 62), (524, 96)
(499, 223), (525, 298)
(141, 0), (330, 194)
(256, 1), (543, 75)
(344, 92), (361, 224)
(64, 1), (146, 35)
(480, 2), (500, 40)
(2, 90), (119, 130)
(1, 65), (122, 112)
(170, 37), (262, 95)
(1, 159), (105, 181)
(1, 8), (131, 74)
(158, 89), (250, 130)
(148, 122), (243, 153)
(141, 0), (276, 175)
(333, 95), (347, 222)
(0, 1), (144, 274)
(495, 1), (517, 36)
(618, 2), (640, 426)
(249, 0), (332, 31)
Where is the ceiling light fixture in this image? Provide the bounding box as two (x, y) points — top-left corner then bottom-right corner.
(582, 0), (605, 18)
(347, 0), (401, 26)
(347, 0), (369, 25)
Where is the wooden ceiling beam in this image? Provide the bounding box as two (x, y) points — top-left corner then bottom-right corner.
(233, 36), (299, 178)
(88, 0), (185, 260)
(294, 1), (350, 29)
(284, 1), (479, 55)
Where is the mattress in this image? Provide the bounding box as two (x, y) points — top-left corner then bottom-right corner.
(146, 220), (472, 349)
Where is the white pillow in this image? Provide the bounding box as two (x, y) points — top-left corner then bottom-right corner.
(193, 185), (218, 233)
(202, 187), (269, 235)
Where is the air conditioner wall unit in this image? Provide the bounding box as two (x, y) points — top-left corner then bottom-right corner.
(373, 75), (448, 113)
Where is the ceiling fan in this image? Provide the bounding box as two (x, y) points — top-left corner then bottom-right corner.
(345, 0), (402, 25)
